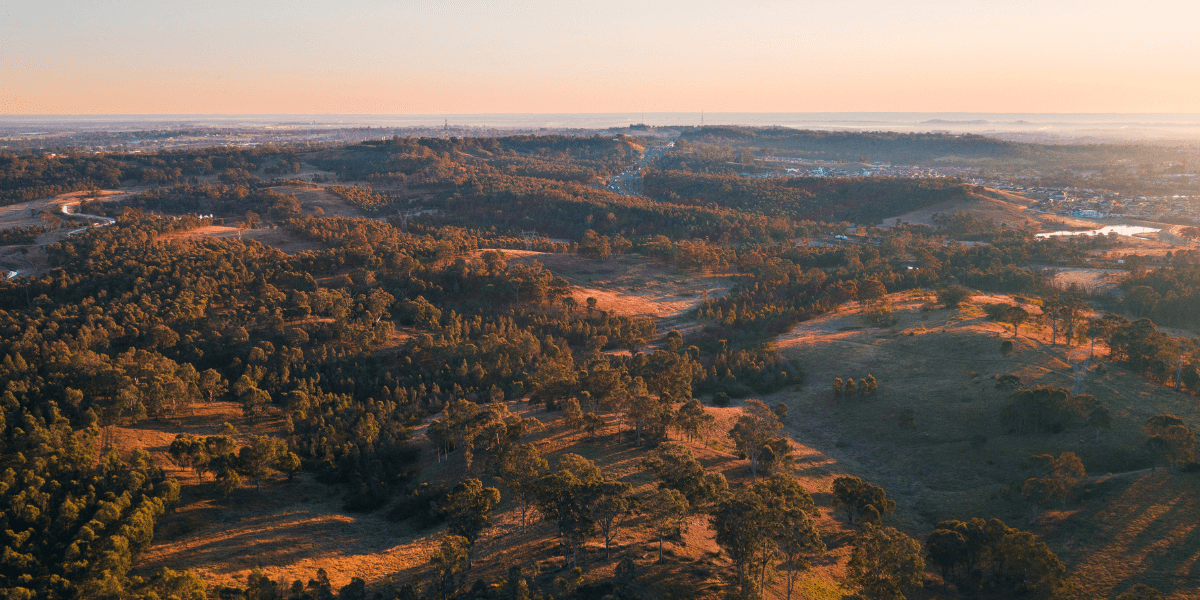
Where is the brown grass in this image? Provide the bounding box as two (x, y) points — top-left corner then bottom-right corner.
(768, 290), (1200, 598)
(282, 186), (369, 219)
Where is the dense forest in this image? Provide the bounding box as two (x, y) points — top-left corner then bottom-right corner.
(0, 132), (1196, 600)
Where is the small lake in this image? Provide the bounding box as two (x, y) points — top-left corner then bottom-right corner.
(1036, 225), (1161, 238)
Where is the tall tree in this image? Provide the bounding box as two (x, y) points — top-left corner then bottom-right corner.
(591, 479), (636, 559)
(445, 478), (501, 567)
(759, 475), (824, 600)
(498, 444), (548, 534)
(643, 488), (689, 563)
(430, 536), (470, 600)
(729, 399), (784, 482)
(1145, 414), (1196, 471)
(845, 525), (925, 600)
(712, 486), (771, 599)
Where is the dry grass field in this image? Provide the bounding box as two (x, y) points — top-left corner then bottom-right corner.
(768, 291), (1200, 599)
(1048, 266), (1128, 295)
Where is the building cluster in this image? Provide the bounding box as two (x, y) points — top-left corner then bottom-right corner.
(754, 160), (967, 180)
(1018, 187), (1198, 223)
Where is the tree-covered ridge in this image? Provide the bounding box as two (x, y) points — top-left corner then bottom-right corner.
(676, 126), (1190, 167)
(310, 134), (643, 185)
(643, 169), (992, 224)
(0, 396), (180, 598)
(0, 146), (310, 205)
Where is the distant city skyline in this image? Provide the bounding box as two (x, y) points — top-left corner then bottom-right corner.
(3, 1), (1198, 115)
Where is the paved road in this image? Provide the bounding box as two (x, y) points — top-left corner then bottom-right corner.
(608, 141), (673, 196)
(62, 202), (116, 236)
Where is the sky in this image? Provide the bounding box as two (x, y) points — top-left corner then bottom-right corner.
(2, 0), (1199, 115)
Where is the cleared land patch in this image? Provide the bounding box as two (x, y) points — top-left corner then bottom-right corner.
(501, 251), (735, 320)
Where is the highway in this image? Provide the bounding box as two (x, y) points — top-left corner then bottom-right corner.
(608, 141), (673, 196)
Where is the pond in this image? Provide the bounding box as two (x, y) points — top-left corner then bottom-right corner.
(1036, 225), (1160, 238)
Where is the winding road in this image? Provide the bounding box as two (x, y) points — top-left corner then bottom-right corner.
(62, 201), (116, 236)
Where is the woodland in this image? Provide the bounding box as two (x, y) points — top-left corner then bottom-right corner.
(0, 130), (1198, 600)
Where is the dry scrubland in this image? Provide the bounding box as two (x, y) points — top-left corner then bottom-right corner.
(127, 387), (850, 599)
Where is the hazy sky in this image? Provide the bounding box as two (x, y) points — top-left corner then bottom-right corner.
(2, 0), (1198, 114)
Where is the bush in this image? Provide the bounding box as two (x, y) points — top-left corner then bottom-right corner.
(386, 483), (449, 527)
(862, 306), (897, 327)
(1000, 340), (1014, 356)
(938, 285), (972, 308)
(713, 392), (731, 407)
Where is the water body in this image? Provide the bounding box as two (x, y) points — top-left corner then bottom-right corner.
(1036, 225), (1160, 238)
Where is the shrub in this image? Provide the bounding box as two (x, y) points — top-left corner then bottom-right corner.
(938, 285), (973, 308)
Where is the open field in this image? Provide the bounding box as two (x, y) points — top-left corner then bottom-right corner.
(277, 185), (369, 219)
(1046, 266), (1128, 295)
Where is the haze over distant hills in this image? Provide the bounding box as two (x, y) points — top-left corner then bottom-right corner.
(4, 113), (1200, 143)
